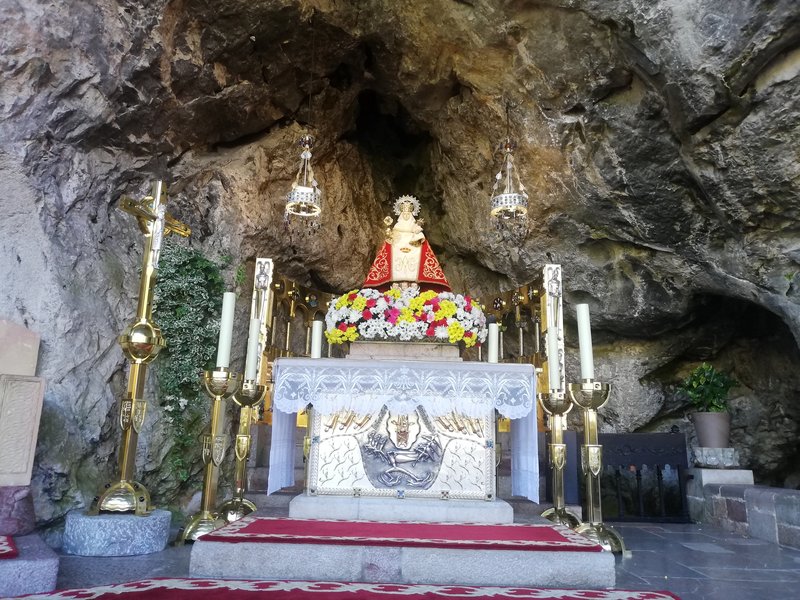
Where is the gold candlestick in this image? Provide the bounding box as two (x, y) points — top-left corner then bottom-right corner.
(180, 367), (242, 542)
(91, 180), (190, 516)
(568, 379), (626, 554)
(538, 390), (581, 529)
(218, 380), (267, 523)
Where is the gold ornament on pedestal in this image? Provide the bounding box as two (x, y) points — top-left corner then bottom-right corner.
(90, 180), (190, 516)
(180, 367), (242, 542)
(568, 379), (627, 554)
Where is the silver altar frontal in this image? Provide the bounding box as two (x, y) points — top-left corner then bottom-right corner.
(269, 342), (537, 502)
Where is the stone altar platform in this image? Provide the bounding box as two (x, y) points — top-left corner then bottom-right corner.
(289, 494), (514, 523)
(190, 516), (615, 589)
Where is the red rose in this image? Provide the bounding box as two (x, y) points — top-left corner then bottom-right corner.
(426, 324), (436, 336)
(366, 298), (377, 308)
(464, 331), (473, 337)
(362, 309), (372, 319)
(337, 323), (348, 331)
(348, 293), (358, 301)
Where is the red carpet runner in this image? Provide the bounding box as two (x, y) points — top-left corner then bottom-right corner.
(202, 516), (603, 552)
(15, 578), (681, 600)
(0, 535), (18, 559)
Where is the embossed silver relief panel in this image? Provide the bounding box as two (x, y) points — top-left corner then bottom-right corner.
(308, 405), (496, 500)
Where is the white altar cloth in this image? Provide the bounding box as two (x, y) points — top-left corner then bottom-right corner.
(268, 357), (539, 503)
(271, 357), (536, 419)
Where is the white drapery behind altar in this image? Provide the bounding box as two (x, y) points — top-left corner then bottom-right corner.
(267, 357), (539, 502)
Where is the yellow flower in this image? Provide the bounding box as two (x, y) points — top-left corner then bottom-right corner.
(435, 300), (457, 321)
(325, 329), (345, 344)
(463, 334), (477, 348)
(386, 288), (401, 299)
(448, 321), (465, 343)
(399, 308), (415, 323)
(344, 325), (359, 342)
(352, 296), (367, 311)
(335, 295), (349, 310)
(409, 297), (425, 313)
(420, 290), (438, 302)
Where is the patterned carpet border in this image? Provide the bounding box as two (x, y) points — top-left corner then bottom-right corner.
(201, 516), (603, 552)
(0, 535), (18, 559)
(14, 578), (681, 600)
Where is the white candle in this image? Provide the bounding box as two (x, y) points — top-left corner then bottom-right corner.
(487, 322), (499, 363)
(576, 303), (595, 381)
(216, 292), (236, 368)
(547, 328), (560, 391)
(311, 320), (324, 358)
(244, 318), (261, 381)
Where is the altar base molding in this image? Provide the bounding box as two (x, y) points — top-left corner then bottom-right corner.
(61, 509), (171, 556)
(289, 495), (514, 524)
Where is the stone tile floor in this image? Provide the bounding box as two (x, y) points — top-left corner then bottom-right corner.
(50, 520), (800, 600)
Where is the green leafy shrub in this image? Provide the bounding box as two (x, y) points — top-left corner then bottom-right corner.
(678, 363), (736, 413)
(152, 240), (226, 489)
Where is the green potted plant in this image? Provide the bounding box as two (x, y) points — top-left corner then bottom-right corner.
(678, 362), (737, 448)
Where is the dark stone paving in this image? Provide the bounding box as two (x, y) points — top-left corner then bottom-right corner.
(51, 521), (800, 600)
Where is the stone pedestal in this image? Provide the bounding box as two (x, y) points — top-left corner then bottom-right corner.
(0, 485), (36, 535)
(686, 467), (754, 522)
(691, 446), (740, 468)
(62, 509), (172, 556)
(0, 534), (59, 597)
(347, 341), (461, 361)
(290, 494), (514, 524)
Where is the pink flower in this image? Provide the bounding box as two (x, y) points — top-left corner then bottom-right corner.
(385, 308), (400, 324)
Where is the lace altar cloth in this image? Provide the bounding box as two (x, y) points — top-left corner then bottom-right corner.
(272, 357), (536, 419)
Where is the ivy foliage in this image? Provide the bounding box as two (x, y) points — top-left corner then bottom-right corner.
(678, 362), (737, 413)
(152, 239), (226, 485)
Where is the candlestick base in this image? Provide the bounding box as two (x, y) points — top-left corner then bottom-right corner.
(218, 497), (258, 523)
(180, 510), (226, 543)
(89, 479), (152, 516)
(541, 506), (581, 529)
(576, 522), (628, 555)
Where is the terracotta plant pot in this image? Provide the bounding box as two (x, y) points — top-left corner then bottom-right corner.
(692, 411), (731, 448)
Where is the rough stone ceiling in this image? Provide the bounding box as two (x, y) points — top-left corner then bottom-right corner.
(3, 0), (800, 521)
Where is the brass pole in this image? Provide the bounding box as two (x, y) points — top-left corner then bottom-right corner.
(569, 380), (626, 554)
(91, 180), (189, 515)
(539, 391), (581, 528)
(180, 368), (241, 542)
(218, 381), (266, 524)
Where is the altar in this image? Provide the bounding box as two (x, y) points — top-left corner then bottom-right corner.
(266, 342), (540, 519)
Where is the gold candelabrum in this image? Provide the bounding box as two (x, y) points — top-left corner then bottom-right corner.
(568, 379), (626, 554)
(218, 379), (267, 523)
(91, 180), (190, 516)
(180, 367), (242, 542)
(538, 390), (582, 529)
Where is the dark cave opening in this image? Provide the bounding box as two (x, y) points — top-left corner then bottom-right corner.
(342, 90), (435, 203)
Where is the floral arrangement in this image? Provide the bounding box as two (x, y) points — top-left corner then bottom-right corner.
(325, 287), (488, 347)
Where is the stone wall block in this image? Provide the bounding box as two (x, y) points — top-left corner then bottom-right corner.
(0, 375), (46, 487)
(777, 523), (800, 550)
(774, 490), (800, 527)
(0, 485), (36, 535)
(725, 497), (747, 523)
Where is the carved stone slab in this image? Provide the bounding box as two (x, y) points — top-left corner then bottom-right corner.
(0, 375), (45, 486)
(0, 319), (40, 376)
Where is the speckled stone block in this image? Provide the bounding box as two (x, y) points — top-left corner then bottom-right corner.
(0, 534), (58, 597)
(62, 509), (171, 556)
(190, 539), (615, 588)
(0, 485), (36, 535)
